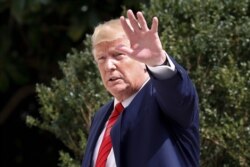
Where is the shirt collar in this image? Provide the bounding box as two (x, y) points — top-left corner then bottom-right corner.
(114, 78), (150, 108)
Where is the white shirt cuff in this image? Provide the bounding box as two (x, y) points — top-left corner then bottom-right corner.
(147, 53), (177, 80)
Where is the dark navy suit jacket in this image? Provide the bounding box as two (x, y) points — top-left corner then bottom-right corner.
(82, 58), (199, 167)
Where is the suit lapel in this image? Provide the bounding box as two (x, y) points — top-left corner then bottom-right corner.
(110, 112), (123, 167)
(110, 81), (151, 167)
(85, 101), (114, 167)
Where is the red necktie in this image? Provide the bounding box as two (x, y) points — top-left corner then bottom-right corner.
(95, 102), (124, 167)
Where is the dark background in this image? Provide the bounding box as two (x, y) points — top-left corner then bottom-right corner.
(0, 0), (148, 166)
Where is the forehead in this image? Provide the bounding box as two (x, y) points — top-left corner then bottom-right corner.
(93, 38), (129, 56)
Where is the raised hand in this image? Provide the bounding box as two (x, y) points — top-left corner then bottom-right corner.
(115, 9), (166, 66)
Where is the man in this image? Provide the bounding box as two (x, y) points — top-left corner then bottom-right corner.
(82, 9), (199, 167)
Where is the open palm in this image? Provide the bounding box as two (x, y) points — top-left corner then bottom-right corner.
(115, 10), (166, 66)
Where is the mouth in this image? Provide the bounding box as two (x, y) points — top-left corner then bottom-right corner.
(108, 76), (122, 82)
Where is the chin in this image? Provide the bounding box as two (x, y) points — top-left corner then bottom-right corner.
(108, 87), (129, 98)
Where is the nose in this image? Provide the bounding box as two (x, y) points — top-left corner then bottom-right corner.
(104, 58), (116, 71)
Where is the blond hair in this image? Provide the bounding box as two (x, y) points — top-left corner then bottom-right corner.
(91, 19), (127, 47)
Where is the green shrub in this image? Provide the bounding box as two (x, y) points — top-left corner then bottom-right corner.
(26, 36), (110, 166)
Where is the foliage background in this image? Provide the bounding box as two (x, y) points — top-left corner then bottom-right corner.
(1, 0), (249, 167)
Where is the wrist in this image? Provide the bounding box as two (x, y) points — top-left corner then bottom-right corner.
(146, 50), (168, 67)
(154, 50), (168, 66)
(159, 55), (168, 66)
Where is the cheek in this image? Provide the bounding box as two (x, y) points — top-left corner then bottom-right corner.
(98, 66), (106, 80)
(125, 62), (145, 74)
(122, 65), (144, 81)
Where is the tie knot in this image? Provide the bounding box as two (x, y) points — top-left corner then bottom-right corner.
(115, 102), (124, 113)
(109, 102), (124, 120)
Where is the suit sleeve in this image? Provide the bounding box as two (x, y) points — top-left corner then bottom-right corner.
(147, 56), (199, 129)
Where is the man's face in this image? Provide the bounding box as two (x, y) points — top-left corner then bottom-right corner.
(93, 38), (149, 101)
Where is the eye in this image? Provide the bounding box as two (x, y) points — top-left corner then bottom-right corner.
(97, 56), (105, 63)
(114, 52), (124, 60)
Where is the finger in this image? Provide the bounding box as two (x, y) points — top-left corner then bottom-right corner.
(127, 9), (141, 32)
(150, 17), (158, 32)
(136, 11), (149, 31)
(120, 16), (134, 38)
